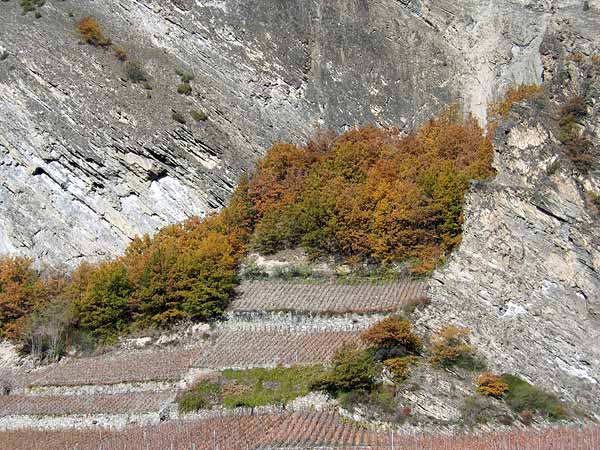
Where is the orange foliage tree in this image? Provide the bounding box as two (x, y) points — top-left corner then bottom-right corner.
(76, 17), (112, 47)
(476, 372), (509, 398)
(360, 316), (422, 354)
(0, 256), (45, 340)
(429, 324), (482, 369)
(244, 105), (494, 271)
(0, 105), (497, 346)
(487, 84), (542, 123)
(123, 216), (239, 328)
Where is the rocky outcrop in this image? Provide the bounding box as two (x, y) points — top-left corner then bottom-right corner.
(418, 17), (600, 416)
(0, 0), (565, 266)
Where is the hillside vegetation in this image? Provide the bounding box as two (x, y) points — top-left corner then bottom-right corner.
(0, 106), (493, 354)
(246, 105), (493, 269)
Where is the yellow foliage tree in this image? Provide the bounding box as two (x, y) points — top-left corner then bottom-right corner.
(476, 372), (509, 398)
(429, 324), (481, 369)
(0, 256), (45, 340)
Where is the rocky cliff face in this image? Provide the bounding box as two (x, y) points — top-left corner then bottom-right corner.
(418, 16), (600, 416)
(0, 0), (563, 266)
(1, 0), (599, 423)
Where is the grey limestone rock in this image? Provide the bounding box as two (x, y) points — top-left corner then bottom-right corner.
(417, 17), (600, 416)
(0, 0), (567, 266)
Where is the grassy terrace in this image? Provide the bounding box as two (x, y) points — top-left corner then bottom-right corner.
(178, 366), (325, 413)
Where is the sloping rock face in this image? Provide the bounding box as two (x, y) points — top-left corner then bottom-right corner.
(419, 17), (600, 415)
(0, 0), (558, 266)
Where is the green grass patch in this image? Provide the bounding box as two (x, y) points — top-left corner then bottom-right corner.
(177, 366), (326, 413)
(590, 192), (600, 212)
(221, 366), (325, 408)
(20, 0), (45, 15)
(177, 380), (221, 413)
(500, 374), (568, 421)
(191, 110), (208, 122)
(177, 83), (192, 95)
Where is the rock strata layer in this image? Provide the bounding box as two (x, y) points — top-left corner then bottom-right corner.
(0, 0), (572, 265)
(418, 16), (600, 416)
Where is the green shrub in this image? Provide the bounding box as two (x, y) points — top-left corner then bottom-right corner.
(124, 61), (147, 83)
(20, 0), (45, 15)
(546, 159), (560, 176)
(177, 380), (221, 413)
(590, 192), (600, 212)
(271, 264), (313, 280)
(338, 385), (397, 420)
(172, 111), (186, 124)
(558, 96), (593, 164)
(460, 395), (513, 427)
(191, 110), (208, 122)
(176, 69), (195, 83)
(177, 83), (192, 95)
(500, 374), (568, 421)
(312, 345), (378, 395)
(240, 261), (268, 280)
(180, 73), (194, 83)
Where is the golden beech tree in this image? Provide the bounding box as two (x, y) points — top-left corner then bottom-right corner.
(76, 17), (111, 47)
(476, 372), (509, 398)
(429, 324), (480, 369)
(0, 256), (45, 340)
(360, 316), (422, 354)
(242, 106), (493, 271)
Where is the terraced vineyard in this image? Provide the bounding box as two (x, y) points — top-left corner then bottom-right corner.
(28, 347), (200, 388)
(4, 279), (596, 448)
(233, 279), (428, 314)
(0, 412), (598, 449)
(193, 329), (360, 369)
(0, 391), (174, 416)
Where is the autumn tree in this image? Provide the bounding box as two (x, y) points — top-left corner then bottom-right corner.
(76, 17), (111, 47)
(74, 262), (133, 342)
(240, 106), (494, 271)
(0, 256), (45, 340)
(360, 316), (422, 355)
(477, 372), (509, 398)
(429, 324), (483, 369)
(123, 216), (239, 328)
